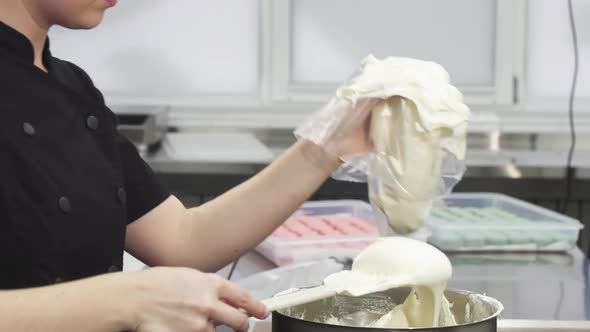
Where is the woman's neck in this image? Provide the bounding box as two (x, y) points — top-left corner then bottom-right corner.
(0, 1), (50, 71)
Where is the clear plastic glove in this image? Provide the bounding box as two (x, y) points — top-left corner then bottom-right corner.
(295, 97), (380, 163)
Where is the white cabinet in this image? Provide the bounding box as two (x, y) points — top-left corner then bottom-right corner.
(50, 0), (261, 104)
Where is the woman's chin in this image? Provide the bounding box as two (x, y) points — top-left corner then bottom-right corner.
(61, 13), (105, 30)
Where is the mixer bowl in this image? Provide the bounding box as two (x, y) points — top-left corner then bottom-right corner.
(273, 288), (502, 332)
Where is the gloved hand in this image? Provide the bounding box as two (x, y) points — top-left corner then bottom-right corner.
(295, 96), (380, 162)
(294, 55), (469, 235)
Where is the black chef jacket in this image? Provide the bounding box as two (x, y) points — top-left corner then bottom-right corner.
(0, 22), (170, 289)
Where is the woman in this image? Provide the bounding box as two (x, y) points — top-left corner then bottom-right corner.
(0, 1), (372, 331)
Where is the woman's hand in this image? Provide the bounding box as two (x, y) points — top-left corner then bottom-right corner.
(295, 97), (380, 160)
(131, 267), (268, 332)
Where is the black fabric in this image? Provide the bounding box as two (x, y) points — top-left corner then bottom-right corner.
(0, 22), (52, 68)
(0, 21), (169, 289)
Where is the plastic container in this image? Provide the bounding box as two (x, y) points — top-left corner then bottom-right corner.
(256, 200), (380, 266)
(426, 193), (584, 252)
(235, 258), (347, 299)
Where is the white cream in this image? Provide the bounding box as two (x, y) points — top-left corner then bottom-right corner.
(372, 286), (457, 328)
(337, 55), (470, 233)
(323, 237), (455, 328)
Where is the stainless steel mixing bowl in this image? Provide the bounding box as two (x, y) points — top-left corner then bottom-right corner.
(273, 288), (503, 332)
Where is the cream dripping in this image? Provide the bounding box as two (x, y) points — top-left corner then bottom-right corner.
(324, 237), (455, 328)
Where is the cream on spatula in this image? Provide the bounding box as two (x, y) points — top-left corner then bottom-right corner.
(263, 237), (452, 327)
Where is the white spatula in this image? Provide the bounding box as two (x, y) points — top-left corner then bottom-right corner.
(262, 285), (337, 312)
(261, 237), (452, 312)
(261, 272), (414, 312)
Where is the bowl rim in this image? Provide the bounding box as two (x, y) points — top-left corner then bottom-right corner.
(273, 287), (504, 330)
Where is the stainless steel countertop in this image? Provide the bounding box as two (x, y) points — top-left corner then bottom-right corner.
(219, 249), (590, 321)
(146, 148), (265, 175)
(446, 250), (589, 321)
(144, 139), (590, 179)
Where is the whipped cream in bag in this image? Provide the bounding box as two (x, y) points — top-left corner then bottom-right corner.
(336, 55), (470, 234)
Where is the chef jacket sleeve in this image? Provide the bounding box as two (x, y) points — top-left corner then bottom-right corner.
(64, 61), (171, 224)
(116, 133), (171, 224)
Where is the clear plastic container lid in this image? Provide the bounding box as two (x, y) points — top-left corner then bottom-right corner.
(426, 193), (583, 252)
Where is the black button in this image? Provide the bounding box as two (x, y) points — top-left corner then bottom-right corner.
(54, 277), (63, 284)
(58, 196), (71, 214)
(108, 265), (120, 273)
(86, 115), (99, 130)
(117, 188), (127, 204)
(23, 122), (35, 136)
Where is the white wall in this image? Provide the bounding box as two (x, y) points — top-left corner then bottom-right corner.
(527, 0), (590, 102)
